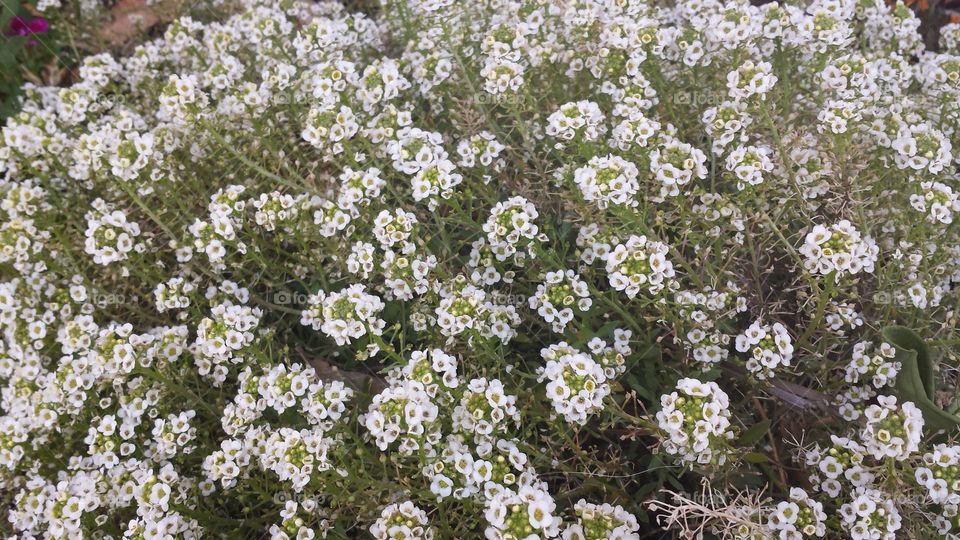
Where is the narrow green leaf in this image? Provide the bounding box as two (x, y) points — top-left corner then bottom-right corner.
(737, 419), (771, 446)
(742, 452), (770, 464)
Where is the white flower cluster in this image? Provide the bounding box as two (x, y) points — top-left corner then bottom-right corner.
(675, 286), (747, 367)
(453, 378), (520, 440)
(725, 144), (774, 190)
(562, 499), (640, 540)
(891, 122), (953, 175)
(546, 101), (606, 148)
(337, 166), (385, 210)
(573, 154), (640, 209)
(411, 158), (463, 211)
(768, 488), (827, 539)
(483, 196), (543, 263)
(529, 269), (592, 333)
(301, 284), (386, 353)
(388, 348), (458, 392)
(656, 378), (734, 466)
(576, 223), (620, 266)
(259, 427), (337, 491)
(479, 28), (525, 95)
(149, 410), (197, 461)
(610, 112), (660, 153)
(649, 138), (708, 198)
(251, 191), (308, 232)
(483, 482), (561, 540)
(842, 341), (899, 403)
(702, 101), (750, 155)
(726, 60), (778, 101)
(860, 395), (923, 461)
(370, 501), (435, 540)
(270, 500), (326, 540)
(457, 132), (506, 172)
(434, 277), (519, 342)
(153, 276), (196, 313)
(916, 444), (960, 510)
(302, 103), (360, 157)
(910, 181), (959, 225)
(838, 487), (902, 540)
(221, 363), (354, 436)
(606, 235), (676, 298)
(188, 186), (248, 269)
(585, 330), (633, 380)
(799, 220), (879, 279)
(826, 301), (864, 334)
(538, 344), (610, 425)
(364, 379), (442, 455)
(424, 436), (533, 502)
(84, 198), (143, 266)
(803, 435), (872, 499)
(373, 208), (418, 252)
(386, 127), (444, 175)
(206, 362), (354, 492)
(735, 319), (794, 380)
(193, 300), (262, 385)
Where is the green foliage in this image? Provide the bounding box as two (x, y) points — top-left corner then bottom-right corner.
(885, 325), (960, 435)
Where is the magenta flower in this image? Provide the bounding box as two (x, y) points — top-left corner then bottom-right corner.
(4, 16), (49, 46)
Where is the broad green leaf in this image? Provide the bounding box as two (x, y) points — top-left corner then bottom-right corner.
(737, 419), (771, 446)
(883, 325), (960, 436)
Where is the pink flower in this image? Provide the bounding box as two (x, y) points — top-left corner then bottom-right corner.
(5, 16), (49, 46)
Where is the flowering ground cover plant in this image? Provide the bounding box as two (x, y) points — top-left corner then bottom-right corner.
(2, 0), (960, 537)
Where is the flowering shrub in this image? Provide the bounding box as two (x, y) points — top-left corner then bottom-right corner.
(1, 0), (960, 538)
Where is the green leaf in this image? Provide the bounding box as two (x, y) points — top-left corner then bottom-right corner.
(742, 452), (770, 464)
(883, 325), (960, 436)
(737, 419), (771, 447)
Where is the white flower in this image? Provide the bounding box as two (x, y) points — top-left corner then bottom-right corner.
(529, 270), (592, 333)
(860, 396), (924, 460)
(546, 100), (606, 148)
(734, 319), (793, 380)
(727, 60), (777, 100)
(370, 501), (434, 540)
(655, 378), (734, 466)
(910, 181), (959, 225)
(301, 284), (386, 352)
(573, 154), (640, 208)
(563, 499), (640, 540)
(725, 144), (774, 190)
(483, 196), (542, 262)
(605, 235), (676, 298)
(537, 346), (609, 425)
(799, 220), (879, 279)
(84, 198), (142, 266)
(364, 379), (441, 455)
(838, 488), (902, 540)
(649, 137), (708, 197)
